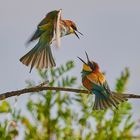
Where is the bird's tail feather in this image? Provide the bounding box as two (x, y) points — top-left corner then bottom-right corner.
(20, 43), (56, 72)
(93, 93), (128, 110)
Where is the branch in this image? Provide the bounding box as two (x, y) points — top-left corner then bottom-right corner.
(0, 84), (140, 101)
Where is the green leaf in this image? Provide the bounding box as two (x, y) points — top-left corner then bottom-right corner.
(0, 101), (11, 113)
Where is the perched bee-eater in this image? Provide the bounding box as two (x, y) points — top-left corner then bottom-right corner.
(20, 9), (82, 72)
(78, 52), (127, 110)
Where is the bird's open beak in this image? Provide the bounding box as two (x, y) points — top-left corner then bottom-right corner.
(77, 30), (83, 36)
(77, 56), (87, 65)
(74, 31), (80, 39)
(74, 30), (83, 39)
(77, 52), (90, 65)
(85, 51), (90, 62)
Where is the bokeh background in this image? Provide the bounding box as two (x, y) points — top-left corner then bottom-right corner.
(0, 0), (140, 122)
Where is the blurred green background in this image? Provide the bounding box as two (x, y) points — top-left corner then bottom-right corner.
(0, 61), (140, 139)
(0, 0), (140, 139)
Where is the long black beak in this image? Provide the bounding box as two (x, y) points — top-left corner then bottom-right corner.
(74, 30), (83, 39)
(76, 30), (83, 36)
(78, 52), (91, 65)
(77, 56), (87, 65)
(85, 51), (90, 62)
(74, 31), (80, 39)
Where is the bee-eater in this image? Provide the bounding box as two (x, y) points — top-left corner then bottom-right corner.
(20, 9), (82, 72)
(78, 52), (127, 110)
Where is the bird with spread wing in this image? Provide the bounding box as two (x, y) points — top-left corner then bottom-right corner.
(20, 9), (83, 72)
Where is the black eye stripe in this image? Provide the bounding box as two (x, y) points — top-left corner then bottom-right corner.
(71, 25), (77, 30)
(88, 62), (95, 70)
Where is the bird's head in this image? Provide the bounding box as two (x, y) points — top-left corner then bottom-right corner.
(65, 20), (83, 39)
(78, 52), (99, 72)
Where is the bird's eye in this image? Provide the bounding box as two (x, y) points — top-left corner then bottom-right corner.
(88, 62), (95, 70)
(71, 25), (77, 31)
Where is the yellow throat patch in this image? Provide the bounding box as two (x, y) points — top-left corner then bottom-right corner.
(83, 64), (92, 72)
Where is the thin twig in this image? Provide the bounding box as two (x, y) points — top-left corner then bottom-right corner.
(0, 85), (140, 101)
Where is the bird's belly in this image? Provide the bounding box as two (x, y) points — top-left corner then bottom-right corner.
(82, 77), (93, 91)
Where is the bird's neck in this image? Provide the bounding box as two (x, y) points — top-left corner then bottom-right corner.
(81, 68), (101, 78)
(81, 70), (92, 78)
(60, 20), (72, 36)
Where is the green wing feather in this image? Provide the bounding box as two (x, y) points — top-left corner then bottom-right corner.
(92, 83), (127, 110)
(20, 26), (56, 72)
(38, 10), (59, 26)
(27, 10), (59, 43)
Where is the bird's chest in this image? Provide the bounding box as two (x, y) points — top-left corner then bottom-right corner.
(82, 72), (105, 91)
(82, 77), (94, 91)
(87, 72), (105, 85)
(60, 25), (70, 37)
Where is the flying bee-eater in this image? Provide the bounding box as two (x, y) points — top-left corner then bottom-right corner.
(78, 52), (127, 110)
(20, 9), (82, 72)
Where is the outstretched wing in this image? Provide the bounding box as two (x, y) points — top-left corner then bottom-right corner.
(38, 10), (59, 26)
(55, 9), (62, 48)
(27, 10), (59, 44)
